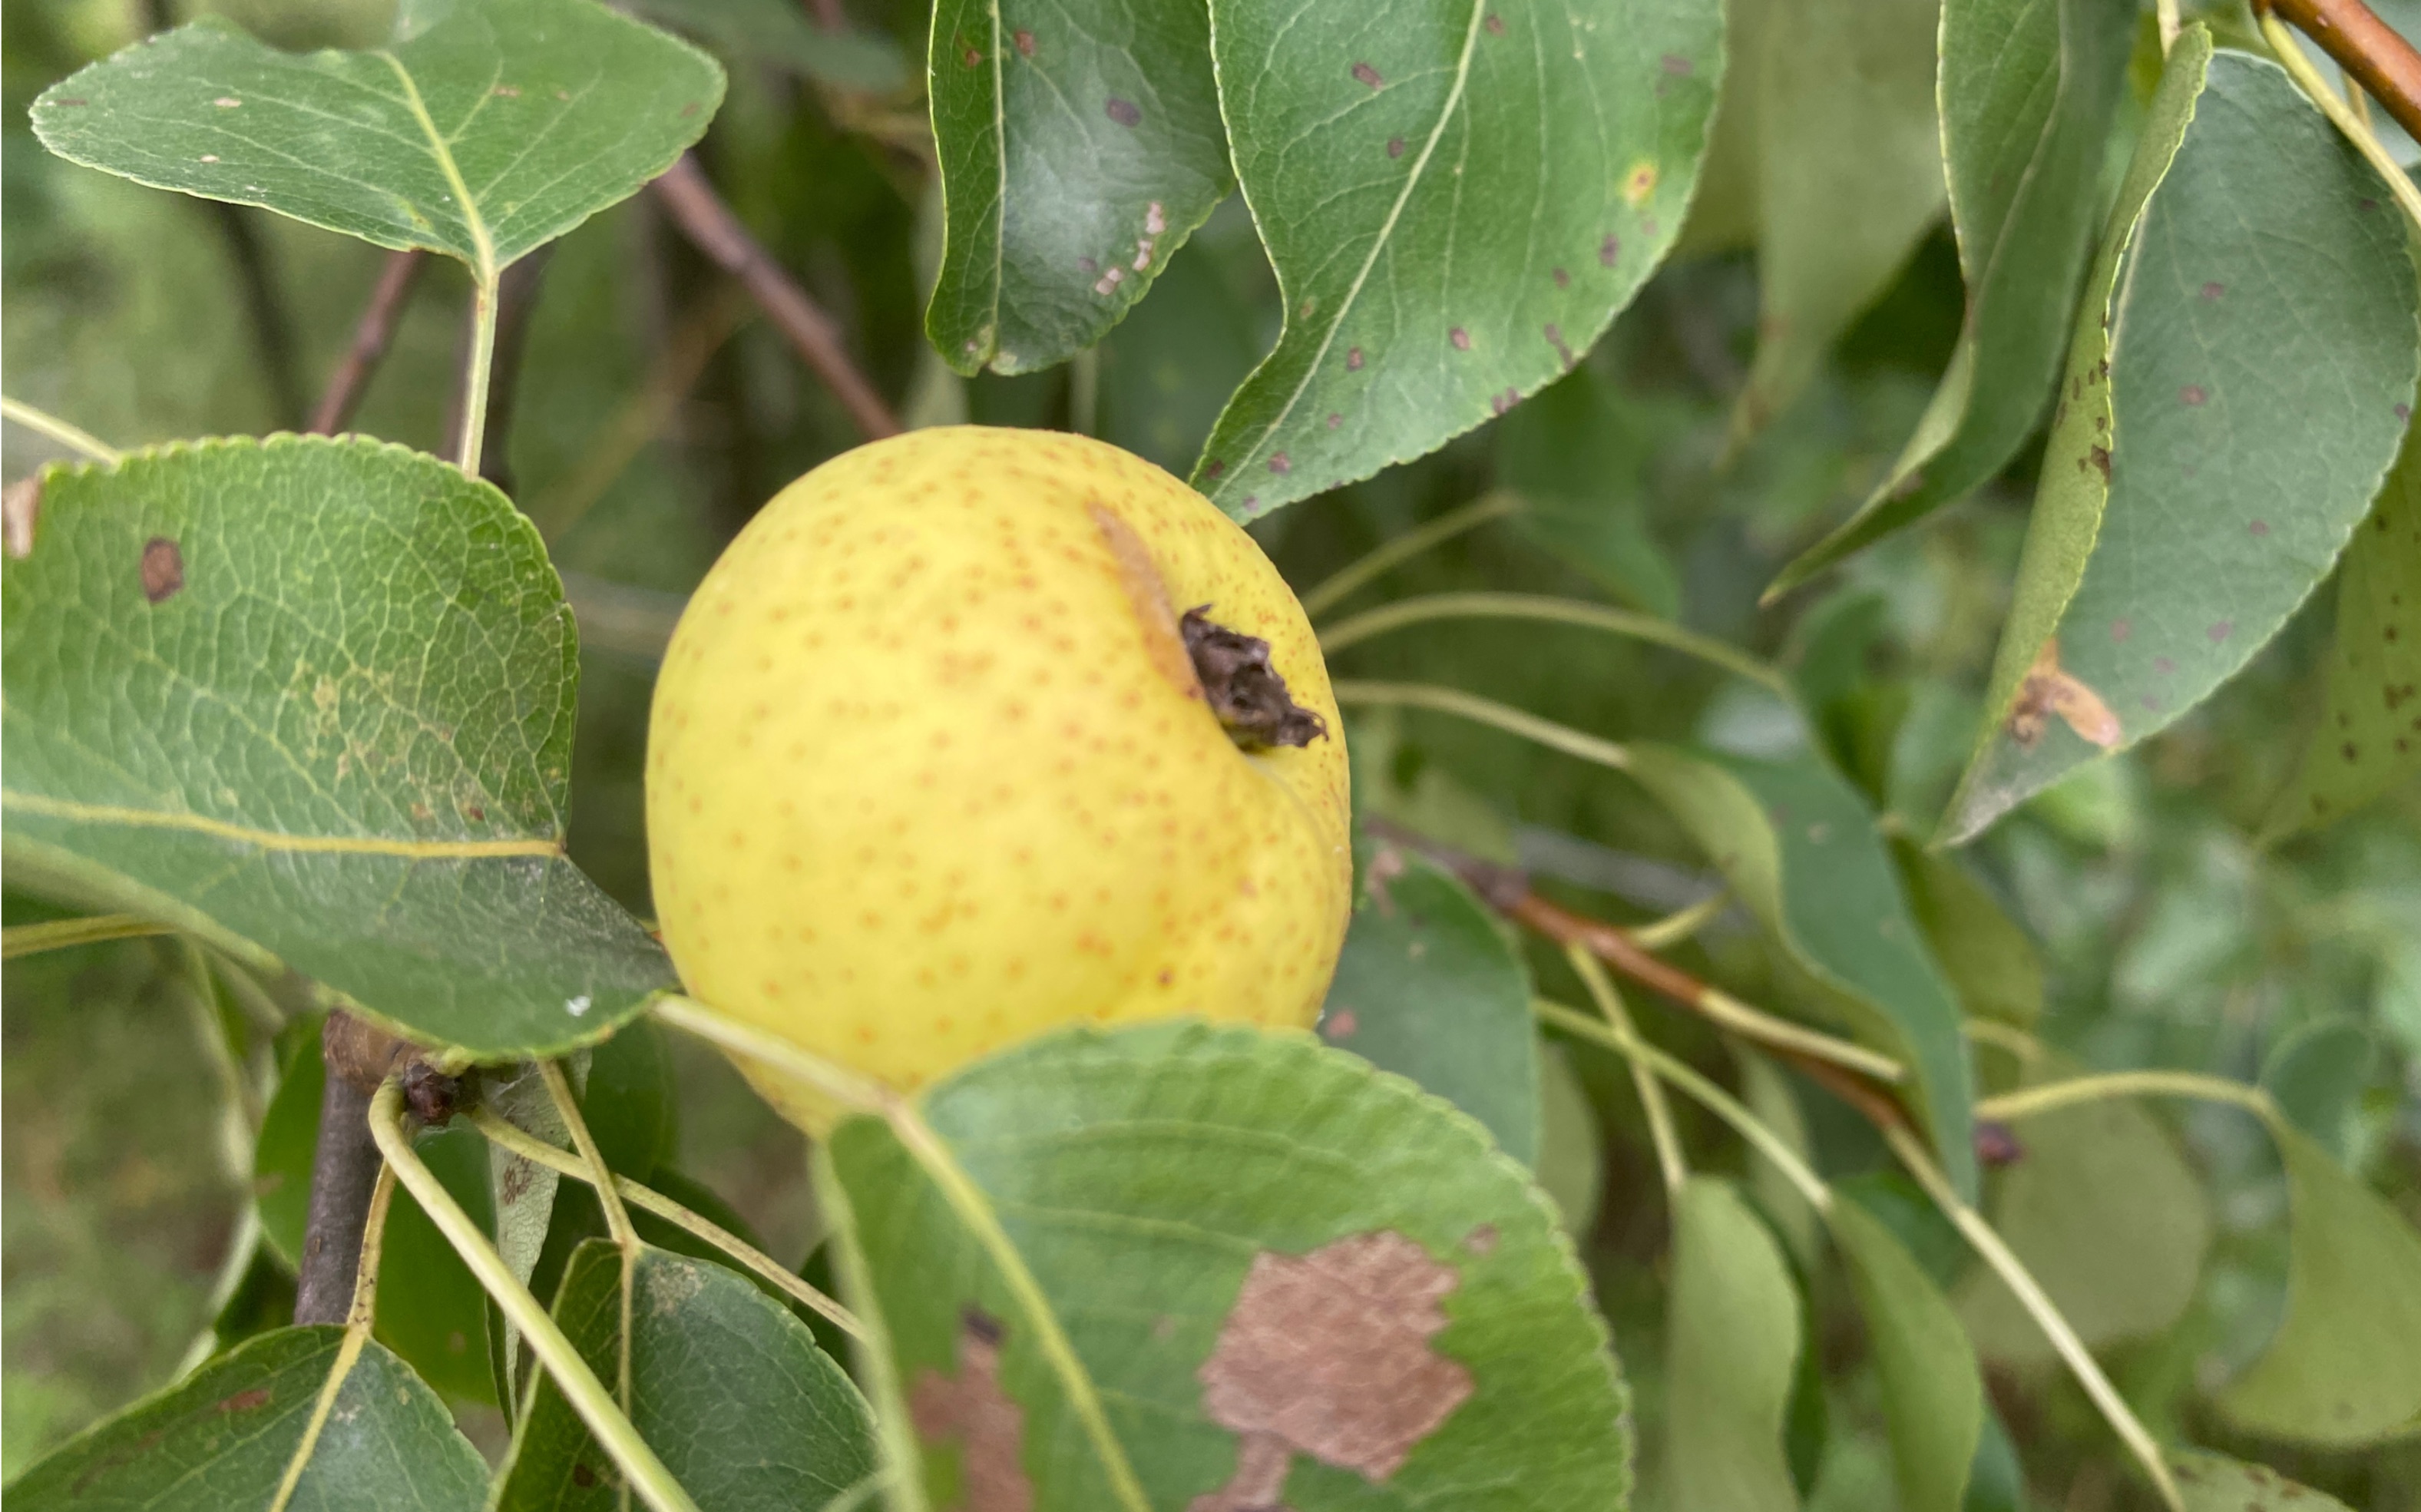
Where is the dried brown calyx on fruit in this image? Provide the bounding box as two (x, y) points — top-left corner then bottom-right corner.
(1181, 607), (1328, 750)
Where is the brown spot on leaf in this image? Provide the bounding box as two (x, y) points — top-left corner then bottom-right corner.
(1462, 1224), (1497, 1255)
(1976, 1122), (2025, 1167)
(2110, 617), (2132, 643)
(2007, 640), (2120, 749)
(1449, 328), (1470, 351)
(1346, 347), (1364, 371)
(1014, 28), (1035, 55)
(1205, 458), (1226, 479)
(1551, 266), (1569, 289)
(216, 1388), (272, 1414)
(1660, 53), (1695, 75)
(141, 537), (184, 603)
(2085, 445), (2112, 482)
(1545, 322), (1574, 367)
(1484, 13), (1506, 35)
(1194, 1231), (1474, 1484)
(2208, 620), (2233, 643)
(1352, 61), (1384, 89)
(2200, 281), (2224, 300)
(911, 1311), (1030, 1512)
(1327, 412), (1343, 428)
(1268, 452), (1292, 475)
(1386, 135), (1405, 158)
(2249, 519), (2270, 536)
(1599, 233), (1619, 266)
(1181, 607), (1328, 749)
(571, 1464), (598, 1489)
(5, 475), (40, 558)
(2180, 384), (2208, 406)
(1106, 97), (1141, 127)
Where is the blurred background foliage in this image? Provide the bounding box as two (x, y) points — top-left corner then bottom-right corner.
(4, 0), (2418, 1505)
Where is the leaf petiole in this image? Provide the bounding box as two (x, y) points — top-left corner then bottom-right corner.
(1321, 591), (1791, 696)
(466, 1104), (863, 1340)
(1, 914), (169, 959)
(0, 395), (121, 464)
(367, 1082), (700, 1512)
(1298, 492), (1522, 617)
(1565, 945), (1687, 1196)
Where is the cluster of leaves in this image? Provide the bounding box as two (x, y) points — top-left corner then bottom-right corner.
(3, 0), (2419, 1510)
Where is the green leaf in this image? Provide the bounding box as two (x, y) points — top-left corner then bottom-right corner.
(1, 437), (676, 1059)
(495, 1241), (879, 1510)
(925, 0), (1232, 375)
(1194, 0), (1722, 519)
(1495, 369), (1682, 617)
(2215, 1119), (2421, 1444)
(1890, 839), (2043, 1029)
(1318, 842), (1542, 1165)
(1828, 1196), (1982, 1512)
(1944, 35), (2421, 842)
(2266, 412), (2421, 835)
(29, 0), (723, 277)
(1097, 245), (1262, 478)
(254, 1021), (327, 1272)
(1953, 1067), (2211, 1361)
(821, 1021), (1629, 1509)
(1769, 0), (2136, 591)
(2261, 1017), (2375, 1162)
(630, 0), (907, 93)
(25, 0), (716, 275)
(1663, 1177), (1802, 1512)
(2171, 1451), (2354, 1512)
(5, 1326), (487, 1510)
(1626, 744), (1981, 1197)
(1727, 0), (1944, 445)
(1536, 1043), (1606, 1236)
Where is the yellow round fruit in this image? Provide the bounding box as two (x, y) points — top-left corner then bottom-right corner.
(645, 425), (1352, 1130)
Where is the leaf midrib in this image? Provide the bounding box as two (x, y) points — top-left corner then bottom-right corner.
(380, 48), (498, 280)
(3, 791), (562, 859)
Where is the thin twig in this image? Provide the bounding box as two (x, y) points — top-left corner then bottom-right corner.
(369, 1084), (703, 1512)
(1364, 815), (1912, 1093)
(1298, 492), (1522, 618)
(2261, 10), (2421, 230)
(293, 1013), (385, 1326)
(310, 250), (428, 435)
(650, 154), (901, 441)
(2259, 0), (2421, 143)
(468, 1107), (864, 1340)
(1319, 591), (1792, 696)
(1567, 946), (1686, 1195)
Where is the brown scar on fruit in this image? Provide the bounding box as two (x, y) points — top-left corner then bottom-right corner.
(4, 475), (39, 557)
(910, 1307), (1031, 1512)
(1090, 504), (1200, 700)
(2006, 640), (2120, 749)
(1180, 608), (1328, 749)
(141, 536), (184, 602)
(1187, 1229), (1473, 1509)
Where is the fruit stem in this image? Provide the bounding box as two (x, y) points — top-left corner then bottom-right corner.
(1298, 491), (1520, 618)
(1320, 591), (1790, 696)
(1565, 945), (1688, 1197)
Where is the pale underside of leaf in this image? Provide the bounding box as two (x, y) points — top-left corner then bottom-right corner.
(1195, 0), (1721, 519)
(28, 0), (724, 272)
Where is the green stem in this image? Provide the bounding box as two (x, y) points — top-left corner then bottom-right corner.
(0, 395), (121, 464)
(881, 1099), (1152, 1512)
(1974, 1068), (2274, 1125)
(1883, 1122), (2183, 1512)
(456, 272), (500, 478)
(368, 1084), (701, 1512)
(2261, 11), (2421, 230)
(468, 1106), (863, 1341)
(541, 1057), (637, 1482)
(1536, 999), (1832, 1210)
(1565, 947), (1687, 1196)
(1319, 591), (1791, 696)
(1627, 891), (1729, 951)
(1330, 679), (1633, 772)
(650, 994), (891, 1113)
(1298, 492), (1522, 618)
(268, 1163), (397, 1512)
(2, 915), (170, 959)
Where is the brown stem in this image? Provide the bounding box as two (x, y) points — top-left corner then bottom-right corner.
(2262, 0), (2421, 141)
(650, 154), (902, 441)
(1364, 816), (1917, 1137)
(802, 0), (849, 28)
(309, 250), (428, 436)
(293, 1013), (383, 1325)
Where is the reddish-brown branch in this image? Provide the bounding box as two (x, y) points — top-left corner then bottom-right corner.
(2262, 0), (2421, 142)
(1363, 816), (1917, 1137)
(650, 154), (902, 442)
(310, 250), (428, 435)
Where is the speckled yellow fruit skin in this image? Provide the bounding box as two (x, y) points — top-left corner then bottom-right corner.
(646, 426), (1351, 1130)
